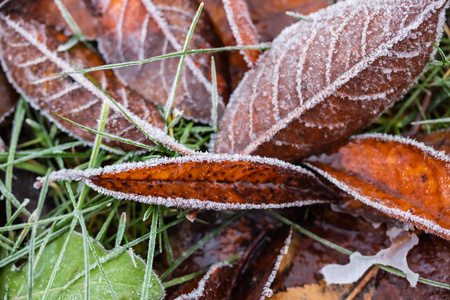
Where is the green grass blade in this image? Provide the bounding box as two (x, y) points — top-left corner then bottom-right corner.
(141, 206), (159, 300)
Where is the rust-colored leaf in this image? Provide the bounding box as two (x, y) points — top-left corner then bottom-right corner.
(0, 13), (166, 151)
(221, 0), (260, 66)
(306, 134), (450, 240)
(214, 0), (449, 161)
(95, 0), (228, 124)
(417, 129), (450, 154)
(246, 0), (329, 42)
(0, 66), (18, 122)
(2, 0), (98, 39)
(40, 154), (335, 209)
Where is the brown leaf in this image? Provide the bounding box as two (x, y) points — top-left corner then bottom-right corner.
(221, 0), (260, 66)
(246, 0), (329, 42)
(0, 65), (18, 122)
(270, 283), (361, 300)
(40, 154), (335, 209)
(417, 129), (450, 154)
(0, 13), (166, 151)
(214, 0), (449, 161)
(95, 0), (228, 124)
(305, 134), (450, 240)
(2, 0), (99, 39)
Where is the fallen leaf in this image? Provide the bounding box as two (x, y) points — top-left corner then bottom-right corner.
(269, 282), (357, 300)
(417, 129), (450, 154)
(0, 231), (165, 299)
(306, 133), (450, 240)
(0, 13), (166, 151)
(0, 65), (18, 123)
(230, 226), (292, 299)
(2, 0), (99, 39)
(221, 0), (260, 66)
(38, 154), (335, 209)
(95, 0), (228, 124)
(214, 0), (449, 161)
(173, 262), (237, 300)
(246, 0), (329, 42)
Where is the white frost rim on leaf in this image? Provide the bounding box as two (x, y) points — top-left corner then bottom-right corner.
(353, 132), (450, 163)
(0, 14), (196, 156)
(306, 161), (450, 239)
(173, 262), (232, 300)
(240, 0), (450, 155)
(260, 227), (292, 300)
(35, 153), (328, 210)
(321, 233), (419, 287)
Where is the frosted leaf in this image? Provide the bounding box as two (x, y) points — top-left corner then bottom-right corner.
(95, 0), (227, 124)
(321, 234), (419, 287)
(214, 0), (450, 162)
(0, 65), (17, 123)
(306, 133), (450, 241)
(35, 153), (335, 210)
(0, 13), (195, 154)
(2, 0), (99, 40)
(222, 0), (260, 66)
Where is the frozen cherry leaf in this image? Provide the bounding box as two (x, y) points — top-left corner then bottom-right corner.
(321, 234), (419, 287)
(306, 133), (450, 240)
(0, 13), (170, 152)
(95, 0), (227, 124)
(0, 65), (18, 122)
(214, 0), (450, 161)
(2, 0), (98, 39)
(37, 154), (335, 209)
(221, 0), (260, 66)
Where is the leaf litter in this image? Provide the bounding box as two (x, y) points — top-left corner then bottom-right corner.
(0, 0), (450, 298)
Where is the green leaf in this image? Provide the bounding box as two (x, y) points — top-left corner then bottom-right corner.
(0, 232), (164, 300)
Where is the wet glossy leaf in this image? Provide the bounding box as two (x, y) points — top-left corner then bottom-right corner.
(0, 13), (165, 151)
(95, 0), (227, 124)
(306, 134), (450, 240)
(214, 0), (449, 161)
(40, 154), (335, 209)
(0, 232), (164, 299)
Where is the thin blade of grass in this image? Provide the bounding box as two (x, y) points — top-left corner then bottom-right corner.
(411, 117), (450, 125)
(141, 206), (159, 300)
(95, 200), (121, 242)
(115, 212), (127, 247)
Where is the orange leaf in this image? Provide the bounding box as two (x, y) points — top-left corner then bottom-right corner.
(306, 134), (450, 240)
(39, 154), (335, 209)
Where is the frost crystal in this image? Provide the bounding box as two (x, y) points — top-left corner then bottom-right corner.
(321, 234), (419, 287)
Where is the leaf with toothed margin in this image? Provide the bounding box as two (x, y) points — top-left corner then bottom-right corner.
(214, 0), (450, 162)
(94, 0), (228, 124)
(0, 13), (169, 152)
(36, 154), (335, 210)
(305, 133), (450, 241)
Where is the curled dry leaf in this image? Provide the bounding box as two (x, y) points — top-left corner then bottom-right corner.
(0, 13), (166, 151)
(306, 133), (450, 240)
(37, 154), (335, 209)
(214, 0), (450, 161)
(95, 0), (227, 124)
